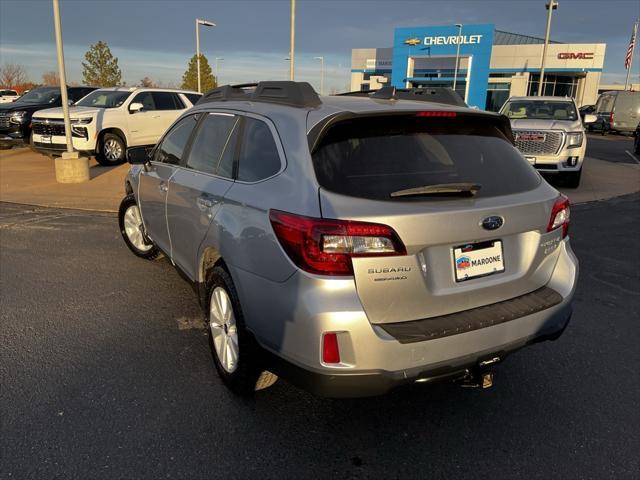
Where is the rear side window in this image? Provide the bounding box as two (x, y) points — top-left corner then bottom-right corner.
(237, 118), (281, 182)
(185, 93), (202, 106)
(154, 115), (197, 165)
(152, 92), (184, 110)
(185, 114), (239, 177)
(312, 115), (540, 201)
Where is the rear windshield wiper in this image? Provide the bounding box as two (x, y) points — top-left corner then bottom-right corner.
(390, 182), (481, 198)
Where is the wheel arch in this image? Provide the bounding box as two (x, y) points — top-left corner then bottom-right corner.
(197, 246), (228, 310)
(98, 127), (129, 150)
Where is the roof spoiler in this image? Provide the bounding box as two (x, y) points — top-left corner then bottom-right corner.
(336, 86), (467, 107)
(197, 81), (321, 108)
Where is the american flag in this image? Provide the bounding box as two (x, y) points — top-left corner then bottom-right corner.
(625, 23), (637, 70)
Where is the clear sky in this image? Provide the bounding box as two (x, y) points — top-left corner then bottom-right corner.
(0, 0), (638, 91)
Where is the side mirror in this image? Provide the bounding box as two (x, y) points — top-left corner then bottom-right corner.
(68, 99), (74, 106)
(583, 114), (597, 124)
(126, 146), (152, 165)
(129, 102), (144, 113)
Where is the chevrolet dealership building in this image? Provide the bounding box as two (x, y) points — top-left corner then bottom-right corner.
(351, 24), (606, 110)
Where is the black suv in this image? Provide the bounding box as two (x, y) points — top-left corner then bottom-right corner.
(0, 86), (97, 149)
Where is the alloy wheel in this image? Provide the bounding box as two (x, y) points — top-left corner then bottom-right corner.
(209, 287), (239, 373)
(103, 138), (123, 162)
(123, 205), (152, 252)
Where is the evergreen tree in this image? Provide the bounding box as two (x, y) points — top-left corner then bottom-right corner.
(82, 41), (122, 87)
(181, 54), (217, 93)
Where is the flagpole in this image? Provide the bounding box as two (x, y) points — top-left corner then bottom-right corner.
(625, 20), (638, 91)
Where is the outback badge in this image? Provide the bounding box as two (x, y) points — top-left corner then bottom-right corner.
(481, 216), (504, 231)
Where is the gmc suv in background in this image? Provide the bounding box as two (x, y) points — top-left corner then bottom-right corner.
(31, 87), (201, 165)
(0, 86), (96, 149)
(500, 96), (596, 188)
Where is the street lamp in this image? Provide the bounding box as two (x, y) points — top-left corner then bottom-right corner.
(538, 0), (558, 96)
(215, 57), (224, 84)
(195, 18), (215, 93)
(52, 0), (88, 183)
(313, 56), (324, 95)
(289, 0), (296, 80)
(453, 23), (463, 93)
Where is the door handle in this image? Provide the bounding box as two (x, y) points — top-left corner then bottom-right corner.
(196, 196), (217, 210)
(159, 183), (168, 192)
(152, 115), (161, 118)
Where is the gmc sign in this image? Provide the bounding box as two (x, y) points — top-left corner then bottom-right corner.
(557, 52), (594, 60)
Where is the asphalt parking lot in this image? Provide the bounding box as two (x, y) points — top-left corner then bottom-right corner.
(0, 134), (638, 479)
(2, 201), (639, 476)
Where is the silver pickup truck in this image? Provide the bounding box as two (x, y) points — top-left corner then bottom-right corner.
(500, 96), (596, 188)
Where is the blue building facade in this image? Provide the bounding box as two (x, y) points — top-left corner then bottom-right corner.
(391, 24), (495, 108)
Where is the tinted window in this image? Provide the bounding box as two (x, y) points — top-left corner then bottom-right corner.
(312, 115), (541, 201)
(154, 115), (197, 165)
(185, 93), (202, 106)
(152, 92), (183, 110)
(237, 118), (281, 182)
(131, 92), (155, 111)
(185, 114), (239, 176)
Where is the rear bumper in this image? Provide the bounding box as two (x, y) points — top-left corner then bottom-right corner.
(231, 237), (579, 398)
(268, 304), (572, 398)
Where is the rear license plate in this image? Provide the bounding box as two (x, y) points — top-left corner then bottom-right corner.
(453, 240), (505, 282)
(40, 135), (52, 144)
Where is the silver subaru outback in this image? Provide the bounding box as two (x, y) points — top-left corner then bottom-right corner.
(119, 82), (577, 398)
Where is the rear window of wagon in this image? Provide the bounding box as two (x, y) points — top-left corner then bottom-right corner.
(311, 114), (541, 201)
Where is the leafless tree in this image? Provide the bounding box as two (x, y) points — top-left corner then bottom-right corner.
(139, 76), (158, 88)
(42, 70), (60, 86)
(0, 63), (27, 88)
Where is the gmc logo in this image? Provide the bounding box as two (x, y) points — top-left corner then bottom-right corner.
(557, 52), (594, 60)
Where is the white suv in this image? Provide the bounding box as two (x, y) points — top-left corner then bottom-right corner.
(0, 89), (20, 103)
(31, 87), (201, 165)
(500, 96), (596, 188)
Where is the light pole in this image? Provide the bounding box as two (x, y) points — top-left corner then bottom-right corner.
(452, 23), (463, 93)
(195, 18), (215, 93)
(538, 0), (558, 96)
(289, 0), (296, 80)
(52, 0), (88, 183)
(215, 57), (224, 85)
(314, 56), (324, 95)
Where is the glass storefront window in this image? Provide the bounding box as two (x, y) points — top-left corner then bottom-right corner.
(527, 74), (579, 98)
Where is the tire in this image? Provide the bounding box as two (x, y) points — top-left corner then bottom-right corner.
(118, 194), (160, 259)
(563, 169), (582, 189)
(205, 266), (276, 395)
(634, 133), (640, 155)
(96, 132), (126, 166)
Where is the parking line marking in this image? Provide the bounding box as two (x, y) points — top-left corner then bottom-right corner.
(624, 150), (640, 164)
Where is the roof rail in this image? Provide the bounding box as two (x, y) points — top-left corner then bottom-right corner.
(336, 86), (467, 107)
(197, 81), (321, 108)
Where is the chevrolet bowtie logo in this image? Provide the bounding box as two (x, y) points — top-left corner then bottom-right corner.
(404, 37), (421, 46)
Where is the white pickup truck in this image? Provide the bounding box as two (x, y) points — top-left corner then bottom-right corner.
(0, 89), (20, 103)
(500, 96), (596, 188)
(31, 87), (201, 165)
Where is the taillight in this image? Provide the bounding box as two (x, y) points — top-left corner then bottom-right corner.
(269, 210), (406, 276)
(322, 332), (340, 364)
(416, 111), (457, 117)
(608, 112), (614, 127)
(547, 195), (570, 238)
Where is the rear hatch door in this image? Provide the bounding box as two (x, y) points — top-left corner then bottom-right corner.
(312, 112), (564, 324)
